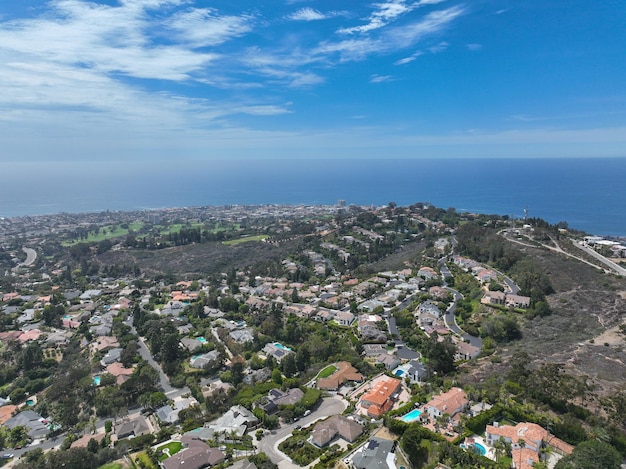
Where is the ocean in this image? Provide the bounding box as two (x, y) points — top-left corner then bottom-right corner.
(1, 157), (625, 237)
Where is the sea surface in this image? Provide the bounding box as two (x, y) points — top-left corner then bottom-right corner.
(1, 158), (625, 237)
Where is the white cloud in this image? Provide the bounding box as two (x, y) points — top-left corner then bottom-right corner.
(287, 8), (327, 21)
(466, 43), (482, 51)
(370, 74), (393, 83)
(428, 41), (448, 53)
(166, 8), (252, 47)
(383, 6), (463, 49)
(236, 104), (292, 116)
(395, 50), (424, 64)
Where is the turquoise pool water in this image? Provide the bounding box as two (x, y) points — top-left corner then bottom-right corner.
(26, 399), (35, 406)
(274, 342), (292, 351)
(93, 376), (101, 386)
(196, 337), (207, 343)
(461, 442), (487, 456)
(400, 409), (422, 422)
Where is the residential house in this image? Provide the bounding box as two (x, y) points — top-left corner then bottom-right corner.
(418, 301), (441, 318)
(70, 432), (106, 449)
(100, 348), (123, 366)
(417, 267), (438, 280)
(116, 415), (150, 439)
(455, 341), (481, 361)
(310, 415), (364, 448)
(190, 350), (221, 369)
(4, 410), (48, 440)
(481, 291), (506, 306)
(395, 360), (428, 383)
(163, 438), (225, 469)
(362, 344), (387, 357)
(262, 343), (294, 363)
(485, 421), (574, 469)
(229, 328), (254, 343)
(424, 387), (468, 419)
(181, 337), (203, 353)
(505, 294), (531, 309)
(334, 311), (355, 326)
(359, 377), (402, 418)
(317, 361), (364, 391)
(257, 388), (304, 414)
(242, 368), (272, 385)
(352, 438), (396, 469)
(376, 353), (401, 371)
(203, 405), (259, 438)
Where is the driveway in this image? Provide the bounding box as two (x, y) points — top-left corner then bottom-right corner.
(256, 396), (347, 469)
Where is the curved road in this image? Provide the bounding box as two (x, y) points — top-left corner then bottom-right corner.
(20, 247), (37, 266)
(257, 396), (347, 469)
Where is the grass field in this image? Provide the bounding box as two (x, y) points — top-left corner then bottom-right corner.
(62, 222), (143, 246)
(133, 452), (158, 469)
(98, 463), (127, 469)
(223, 235), (267, 245)
(318, 364), (338, 379)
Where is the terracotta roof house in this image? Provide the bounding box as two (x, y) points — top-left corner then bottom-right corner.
(485, 421), (574, 469)
(93, 336), (120, 352)
(417, 266), (438, 280)
(317, 362), (364, 391)
(310, 415), (364, 448)
(424, 387), (468, 419)
(359, 377), (402, 418)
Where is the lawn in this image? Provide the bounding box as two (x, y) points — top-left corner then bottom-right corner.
(98, 463), (127, 469)
(156, 441), (183, 461)
(133, 452), (158, 469)
(223, 235), (268, 245)
(318, 365), (338, 379)
(62, 222), (143, 246)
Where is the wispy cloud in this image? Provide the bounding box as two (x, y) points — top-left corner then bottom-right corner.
(370, 74), (393, 83)
(428, 41), (449, 53)
(466, 43), (482, 51)
(166, 8), (252, 47)
(287, 8), (327, 21)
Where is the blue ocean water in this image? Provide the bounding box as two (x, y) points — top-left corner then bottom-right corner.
(1, 158), (625, 236)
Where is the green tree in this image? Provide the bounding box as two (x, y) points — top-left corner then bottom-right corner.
(554, 439), (622, 469)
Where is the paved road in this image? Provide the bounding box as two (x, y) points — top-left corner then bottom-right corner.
(386, 317), (420, 360)
(257, 396), (347, 469)
(20, 247), (37, 266)
(573, 242), (626, 276)
(443, 287), (482, 349)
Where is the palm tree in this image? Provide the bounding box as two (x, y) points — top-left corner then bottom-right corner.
(517, 438), (526, 469)
(494, 437), (507, 463)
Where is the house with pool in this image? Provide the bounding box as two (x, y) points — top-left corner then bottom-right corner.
(485, 421), (574, 469)
(424, 387), (468, 419)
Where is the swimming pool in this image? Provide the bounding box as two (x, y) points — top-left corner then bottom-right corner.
(93, 376), (101, 386)
(400, 409), (422, 422)
(274, 342), (292, 351)
(196, 337), (207, 344)
(461, 442), (487, 456)
(395, 369), (405, 376)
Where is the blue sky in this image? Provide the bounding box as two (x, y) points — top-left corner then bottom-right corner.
(0, 0), (625, 162)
